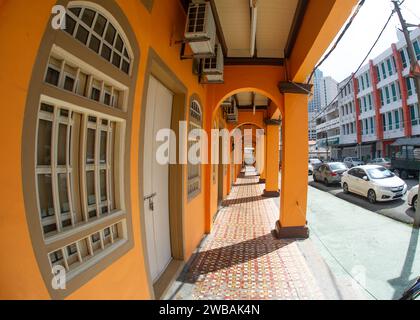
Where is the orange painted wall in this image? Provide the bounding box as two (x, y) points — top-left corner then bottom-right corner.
(0, 0), (207, 299)
(0, 0), (358, 299)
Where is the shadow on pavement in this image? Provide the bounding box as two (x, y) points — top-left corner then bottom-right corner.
(388, 227), (419, 299)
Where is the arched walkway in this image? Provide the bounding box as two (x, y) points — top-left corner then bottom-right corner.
(165, 166), (323, 300)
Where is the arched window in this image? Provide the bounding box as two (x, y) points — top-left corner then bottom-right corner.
(64, 5), (132, 74)
(23, 0), (139, 298)
(187, 100), (203, 198)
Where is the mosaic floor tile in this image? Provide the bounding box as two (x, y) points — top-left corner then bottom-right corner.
(178, 167), (324, 300)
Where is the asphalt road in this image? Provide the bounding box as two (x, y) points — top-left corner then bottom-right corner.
(308, 175), (418, 224)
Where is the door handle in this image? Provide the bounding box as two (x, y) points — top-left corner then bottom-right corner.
(144, 193), (157, 211)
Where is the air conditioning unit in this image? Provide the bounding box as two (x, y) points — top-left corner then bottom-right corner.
(221, 98), (238, 123)
(201, 43), (224, 83)
(184, 1), (216, 56)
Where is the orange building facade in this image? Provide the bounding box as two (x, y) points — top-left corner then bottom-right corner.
(0, 0), (357, 299)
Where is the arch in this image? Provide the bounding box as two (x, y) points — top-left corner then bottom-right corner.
(206, 65), (286, 121)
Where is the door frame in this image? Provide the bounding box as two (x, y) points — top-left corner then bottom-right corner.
(138, 49), (187, 299)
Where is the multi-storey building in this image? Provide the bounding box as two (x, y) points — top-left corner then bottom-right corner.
(333, 28), (420, 161)
(316, 101), (340, 159)
(308, 69), (324, 140)
(315, 75), (339, 158)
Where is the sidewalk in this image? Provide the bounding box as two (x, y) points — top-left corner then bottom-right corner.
(306, 185), (420, 300)
(164, 167), (362, 300)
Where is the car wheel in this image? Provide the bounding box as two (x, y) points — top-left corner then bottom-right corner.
(400, 170), (408, 180)
(324, 178), (329, 186)
(343, 182), (349, 194)
(413, 196), (418, 211)
(368, 189), (376, 204)
(313, 174), (316, 181)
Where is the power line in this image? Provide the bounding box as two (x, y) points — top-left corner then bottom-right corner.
(306, 0), (366, 84)
(310, 8), (396, 124)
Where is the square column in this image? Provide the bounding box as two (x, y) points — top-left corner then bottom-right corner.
(262, 120), (280, 197)
(276, 84), (311, 239)
(258, 130), (266, 183)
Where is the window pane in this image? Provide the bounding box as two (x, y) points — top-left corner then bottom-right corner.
(101, 44), (112, 61)
(58, 174), (70, 214)
(45, 67), (60, 86)
(67, 243), (78, 256)
(104, 24), (116, 45)
(122, 59), (130, 74)
(86, 128), (95, 164)
(93, 14), (107, 36)
(115, 35), (123, 52)
(86, 171), (96, 205)
(49, 250), (64, 266)
(38, 174), (55, 218)
(69, 7), (82, 17)
(65, 14), (76, 35)
(63, 76), (75, 91)
(88, 209), (97, 219)
(104, 92), (111, 106)
(100, 169), (107, 202)
(57, 123), (67, 165)
(37, 119), (52, 166)
(91, 232), (100, 243)
(81, 8), (95, 27)
(89, 35), (101, 53)
(90, 87), (101, 102)
(112, 52), (121, 68)
(75, 25), (89, 45)
(100, 131), (107, 164)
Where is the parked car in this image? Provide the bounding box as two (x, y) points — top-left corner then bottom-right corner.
(368, 157), (391, 169)
(308, 163), (314, 175)
(343, 157), (364, 168)
(309, 158), (323, 171)
(313, 162), (348, 185)
(407, 184), (419, 210)
(341, 165), (407, 204)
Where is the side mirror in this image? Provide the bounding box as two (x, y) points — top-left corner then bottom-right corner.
(362, 176), (369, 181)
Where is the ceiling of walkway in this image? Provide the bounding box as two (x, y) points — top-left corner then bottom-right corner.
(214, 0), (298, 59)
(234, 92), (269, 110)
(181, 0), (308, 65)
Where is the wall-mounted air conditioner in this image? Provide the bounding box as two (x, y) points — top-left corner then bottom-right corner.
(184, 1), (216, 56)
(222, 98), (238, 123)
(200, 43), (224, 83)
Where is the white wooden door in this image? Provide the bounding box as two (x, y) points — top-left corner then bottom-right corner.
(143, 76), (173, 282)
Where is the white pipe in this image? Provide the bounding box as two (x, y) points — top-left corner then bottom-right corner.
(250, 0), (257, 57)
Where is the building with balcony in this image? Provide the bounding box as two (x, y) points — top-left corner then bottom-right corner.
(0, 0), (357, 299)
(333, 28), (420, 162)
(315, 74), (339, 158)
(316, 101), (340, 159)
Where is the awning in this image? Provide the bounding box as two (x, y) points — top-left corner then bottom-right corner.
(390, 137), (420, 147)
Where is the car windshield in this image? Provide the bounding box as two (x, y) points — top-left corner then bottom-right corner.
(351, 158), (361, 161)
(329, 163), (347, 170)
(310, 159), (322, 164)
(366, 167), (395, 179)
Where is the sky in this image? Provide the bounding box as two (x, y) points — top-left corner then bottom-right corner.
(319, 0), (420, 83)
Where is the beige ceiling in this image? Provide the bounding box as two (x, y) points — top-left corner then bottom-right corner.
(213, 0), (299, 58)
(235, 92), (268, 106)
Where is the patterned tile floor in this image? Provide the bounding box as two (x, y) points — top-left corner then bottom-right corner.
(168, 166), (324, 300)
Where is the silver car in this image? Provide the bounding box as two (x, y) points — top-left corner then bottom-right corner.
(344, 157), (364, 168)
(313, 162), (348, 185)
